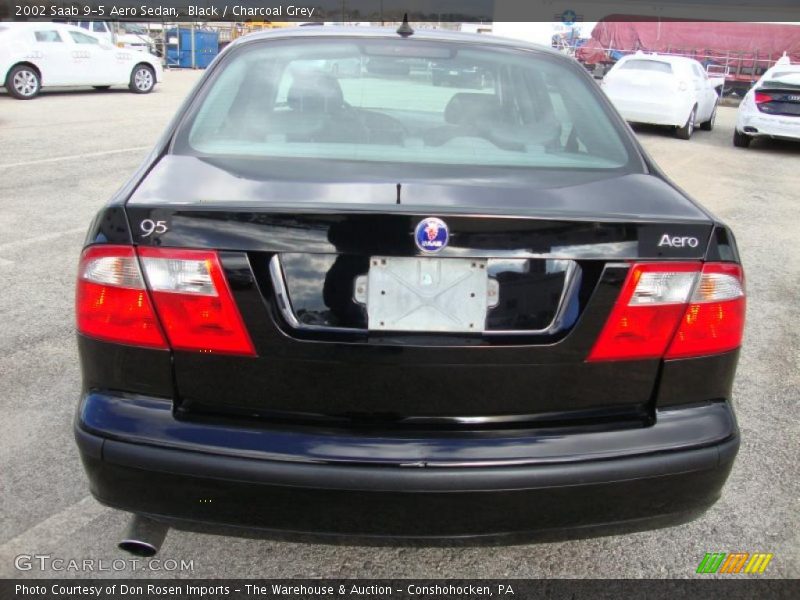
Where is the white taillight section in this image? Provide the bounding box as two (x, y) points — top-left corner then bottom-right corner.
(691, 271), (744, 303)
(80, 254), (144, 289)
(628, 271), (697, 305)
(140, 256), (216, 296)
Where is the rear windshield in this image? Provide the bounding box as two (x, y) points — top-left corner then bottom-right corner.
(175, 37), (634, 172)
(763, 70), (800, 88)
(619, 59), (673, 74)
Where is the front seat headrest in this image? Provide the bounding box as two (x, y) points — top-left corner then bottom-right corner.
(444, 92), (502, 125)
(287, 72), (345, 113)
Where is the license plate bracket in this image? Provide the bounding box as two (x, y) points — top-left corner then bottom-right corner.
(361, 257), (490, 333)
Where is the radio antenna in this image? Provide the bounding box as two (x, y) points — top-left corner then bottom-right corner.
(397, 14), (414, 37)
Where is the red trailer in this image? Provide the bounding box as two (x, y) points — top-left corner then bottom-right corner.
(576, 18), (800, 95)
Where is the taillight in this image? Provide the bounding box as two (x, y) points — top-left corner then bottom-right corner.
(665, 263), (745, 359)
(754, 92), (773, 105)
(76, 245), (255, 356)
(588, 262), (744, 362)
(138, 247), (255, 356)
(76, 246), (168, 349)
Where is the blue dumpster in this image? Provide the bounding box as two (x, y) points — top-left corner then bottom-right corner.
(165, 28), (219, 69)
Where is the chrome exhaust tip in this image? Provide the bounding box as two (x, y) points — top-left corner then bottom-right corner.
(118, 515), (168, 557)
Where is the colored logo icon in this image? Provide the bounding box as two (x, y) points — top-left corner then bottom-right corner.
(696, 552), (774, 574)
(414, 217), (449, 253)
(561, 10), (577, 25)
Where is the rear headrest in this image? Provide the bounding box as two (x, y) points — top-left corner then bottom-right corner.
(287, 72), (344, 113)
(444, 93), (501, 125)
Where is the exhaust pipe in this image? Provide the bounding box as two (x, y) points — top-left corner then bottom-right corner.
(118, 515), (168, 557)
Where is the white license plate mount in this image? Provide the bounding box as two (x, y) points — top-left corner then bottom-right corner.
(361, 257), (491, 333)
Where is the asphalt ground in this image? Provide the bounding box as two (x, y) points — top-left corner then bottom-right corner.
(0, 70), (797, 579)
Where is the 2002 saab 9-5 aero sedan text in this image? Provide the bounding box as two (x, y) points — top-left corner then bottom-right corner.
(73, 26), (745, 555)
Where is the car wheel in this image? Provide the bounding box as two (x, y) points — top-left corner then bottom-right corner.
(93, 86), (111, 91)
(700, 104), (717, 131)
(129, 64), (155, 94)
(675, 107), (696, 140)
(733, 129), (752, 148)
(6, 64), (41, 100)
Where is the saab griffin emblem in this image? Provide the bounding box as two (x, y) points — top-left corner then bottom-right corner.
(415, 217), (449, 253)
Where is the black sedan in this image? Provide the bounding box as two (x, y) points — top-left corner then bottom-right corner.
(74, 26), (745, 555)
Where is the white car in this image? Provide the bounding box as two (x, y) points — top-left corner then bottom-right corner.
(0, 22), (162, 100)
(71, 21), (157, 55)
(602, 53), (722, 140)
(734, 57), (800, 148)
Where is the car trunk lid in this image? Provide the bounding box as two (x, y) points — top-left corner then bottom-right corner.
(123, 156), (714, 426)
(604, 63), (680, 103)
(756, 77), (800, 117)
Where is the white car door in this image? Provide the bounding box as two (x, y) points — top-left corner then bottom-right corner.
(691, 63), (716, 121)
(29, 28), (75, 86)
(64, 28), (118, 85)
(702, 69), (720, 119)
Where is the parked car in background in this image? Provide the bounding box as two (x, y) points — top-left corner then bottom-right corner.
(1, 22), (162, 99)
(431, 60), (489, 88)
(73, 27), (744, 554)
(71, 21), (157, 54)
(602, 53), (722, 139)
(734, 56), (800, 148)
(365, 56), (411, 76)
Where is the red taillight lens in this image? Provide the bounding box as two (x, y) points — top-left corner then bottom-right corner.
(754, 92), (773, 104)
(76, 246), (168, 349)
(76, 245), (255, 356)
(588, 262), (745, 362)
(665, 263), (745, 359)
(138, 247), (255, 356)
(588, 263), (700, 362)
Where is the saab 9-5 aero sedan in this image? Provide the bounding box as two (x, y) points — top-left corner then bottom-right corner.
(73, 27), (744, 555)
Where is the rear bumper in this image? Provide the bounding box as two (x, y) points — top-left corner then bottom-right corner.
(737, 112), (800, 141)
(606, 95), (690, 127)
(75, 393), (739, 541)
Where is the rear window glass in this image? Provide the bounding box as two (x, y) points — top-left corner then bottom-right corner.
(619, 59), (673, 74)
(766, 70), (800, 83)
(177, 38), (633, 171)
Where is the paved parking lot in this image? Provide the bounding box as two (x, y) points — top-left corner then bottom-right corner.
(0, 70), (797, 579)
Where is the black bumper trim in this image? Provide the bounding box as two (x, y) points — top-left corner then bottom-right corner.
(76, 391), (738, 467)
(95, 434), (736, 493)
(76, 430), (738, 539)
(74, 394), (739, 538)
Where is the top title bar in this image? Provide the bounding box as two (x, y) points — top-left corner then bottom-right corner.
(3, 1), (800, 22)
